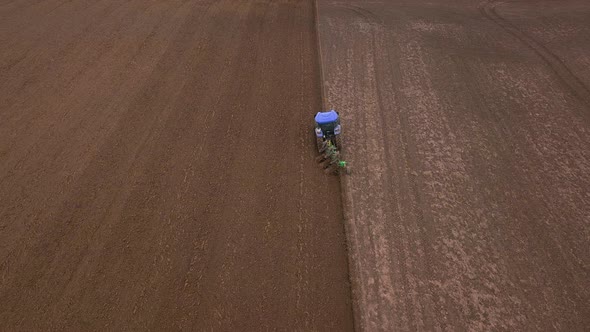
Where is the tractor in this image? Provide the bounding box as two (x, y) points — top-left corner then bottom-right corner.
(314, 110), (342, 152)
(314, 110), (350, 175)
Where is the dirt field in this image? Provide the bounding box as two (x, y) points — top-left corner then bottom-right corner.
(317, 0), (590, 330)
(0, 0), (354, 329)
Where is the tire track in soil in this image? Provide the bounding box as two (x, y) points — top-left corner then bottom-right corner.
(324, 4), (399, 329)
(329, 4), (438, 329)
(480, 0), (590, 114)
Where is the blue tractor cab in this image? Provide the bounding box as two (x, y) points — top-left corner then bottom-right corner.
(315, 110), (341, 139)
(314, 110), (342, 151)
(315, 110), (339, 125)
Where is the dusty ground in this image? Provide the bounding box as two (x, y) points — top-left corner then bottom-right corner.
(0, 0), (354, 329)
(317, 0), (590, 330)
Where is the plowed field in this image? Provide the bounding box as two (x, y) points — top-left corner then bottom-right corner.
(0, 1), (353, 329)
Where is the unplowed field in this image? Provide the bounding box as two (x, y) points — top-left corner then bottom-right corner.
(318, 0), (590, 330)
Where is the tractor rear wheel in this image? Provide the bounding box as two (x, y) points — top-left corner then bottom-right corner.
(316, 136), (324, 153)
(335, 135), (343, 151)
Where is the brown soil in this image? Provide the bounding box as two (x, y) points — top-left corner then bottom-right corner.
(317, 0), (590, 330)
(0, 0), (354, 330)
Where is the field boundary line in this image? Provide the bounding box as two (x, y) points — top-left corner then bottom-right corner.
(313, 1), (361, 331)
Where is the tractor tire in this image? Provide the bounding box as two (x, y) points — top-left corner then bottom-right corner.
(316, 136), (323, 153)
(335, 135), (343, 151)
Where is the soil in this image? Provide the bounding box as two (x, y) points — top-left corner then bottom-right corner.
(317, 0), (590, 330)
(0, 0), (354, 330)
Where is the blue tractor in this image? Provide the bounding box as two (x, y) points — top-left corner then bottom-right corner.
(314, 110), (342, 152)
